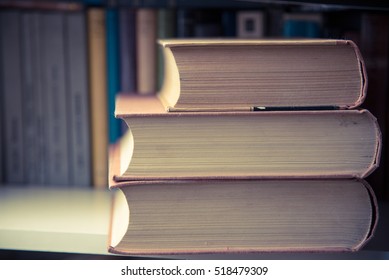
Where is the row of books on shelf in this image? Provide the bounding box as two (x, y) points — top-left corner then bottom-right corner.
(107, 39), (382, 255)
(0, 7), (104, 187)
(0, 8), (93, 187)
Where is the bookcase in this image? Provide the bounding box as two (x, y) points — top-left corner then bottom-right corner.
(1, 0), (389, 259)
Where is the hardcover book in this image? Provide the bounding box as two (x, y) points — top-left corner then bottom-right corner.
(108, 143), (378, 255)
(113, 94), (381, 181)
(157, 39), (367, 112)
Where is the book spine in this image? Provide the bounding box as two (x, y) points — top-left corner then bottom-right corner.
(65, 11), (92, 187)
(119, 7), (136, 93)
(136, 8), (157, 94)
(31, 12), (46, 184)
(87, 8), (108, 189)
(21, 11), (39, 184)
(221, 9), (236, 37)
(0, 10), (25, 184)
(41, 12), (70, 185)
(282, 13), (323, 38)
(107, 6), (121, 144)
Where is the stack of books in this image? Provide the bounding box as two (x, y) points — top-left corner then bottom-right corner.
(108, 39), (381, 255)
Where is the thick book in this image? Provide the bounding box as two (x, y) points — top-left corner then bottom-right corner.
(108, 148), (378, 254)
(113, 94), (381, 181)
(157, 39), (367, 112)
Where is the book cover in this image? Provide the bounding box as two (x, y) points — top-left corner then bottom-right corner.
(30, 12), (46, 185)
(65, 11), (92, 186)
(0, 10), (25, 184)
(119, 7), (136, 93)
(21, 11), (41, 184)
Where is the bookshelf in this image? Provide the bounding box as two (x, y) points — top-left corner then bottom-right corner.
(1, 0), (389, 258)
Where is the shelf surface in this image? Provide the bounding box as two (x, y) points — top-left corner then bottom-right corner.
(0, 185), (112, 255)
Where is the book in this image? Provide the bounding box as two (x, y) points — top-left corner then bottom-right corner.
(113, 94), (381, 181)
(221, 9), (237, 37)
(87, 7), (109, 188)
(106, 6), (121, 143)
(108, 171), (378, 254)
(157, 39), (367, 112)
(41, 12), (70, 185)
(119, 7), (136, 93)
(0, 10), (25, 184)
(136, 8), (157, 94)
(25, 12), (46, 184)
(283, 13), (323, 38)
(65, 11), (92, 186)
(21, 11), (42, 184)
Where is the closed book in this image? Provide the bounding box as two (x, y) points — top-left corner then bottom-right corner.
(136, 8), (157, 94)
(158, 39), (367, 112)
(65, 11), (92, 186)
(283, 13), (323, 38)
(0, 10), (25, 184)
(108, 143), (378, 255)
(113, 94), (381, 181)
(41, 12), (69, 185)
(87, 8), (108, 188)
(21, 12), (42, 184)
(106, 7), (121, 143)
(119, 7), (136, 93)
(29, 12), (46, 184)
